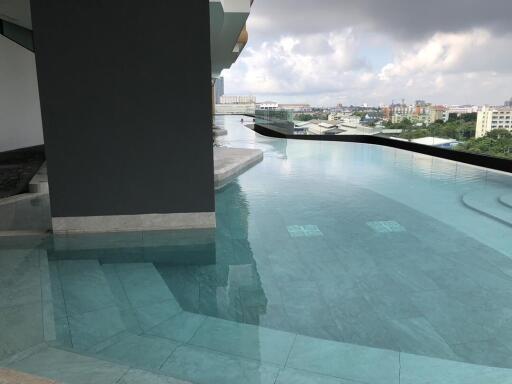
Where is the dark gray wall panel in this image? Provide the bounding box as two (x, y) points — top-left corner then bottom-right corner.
(30, 0), (215, 217)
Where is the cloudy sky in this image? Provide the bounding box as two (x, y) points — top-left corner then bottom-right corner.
(222, 0), (512, 107)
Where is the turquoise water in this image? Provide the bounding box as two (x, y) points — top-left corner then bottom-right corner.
(2, 115), (512, 384)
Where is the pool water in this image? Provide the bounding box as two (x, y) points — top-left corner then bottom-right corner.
(2, 115), (512, 384)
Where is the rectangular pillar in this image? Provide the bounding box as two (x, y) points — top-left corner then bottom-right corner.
(30, 0), (215, 233)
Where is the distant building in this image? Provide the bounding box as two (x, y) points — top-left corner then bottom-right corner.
(429, 106), (448, 123)
(476, 106), (512, 138)
(446, 105), (479, 117)
(505, 98), (512, 107)
(214, 77), (224, 104)
(411, 137), (459, 149)
(215, 103), (256, 115)
(257, 102), (279, 110)
(254, 102), (310, 112)
(278, 103), (311, 112)
(220, 95), (256, 104)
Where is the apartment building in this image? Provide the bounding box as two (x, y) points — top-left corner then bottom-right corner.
(476, 106), (512, 138)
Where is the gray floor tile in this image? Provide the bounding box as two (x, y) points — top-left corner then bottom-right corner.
(160, 345), (280, 384)
(188, 317), (295, 366)
(410, 290), (492, 345)
(400, 352), (512, 384)
(117, 368), (190, 384)
(134, 300), (182, 331)
(96, 333), (180, 371)
(0, 249), (41, 309)
(58, 260), (116, 315)
(275, 368), (349, 384)
(286, 335), (399, 384)
(7, 347), (129, 384)
(146, 312), (205, 343)
(388, 317), (457, 360)
(0, 302), (44, 361)
(68, 306), (126, 350)
(451, 339), (512, 368)
(115, 264), (176, 308)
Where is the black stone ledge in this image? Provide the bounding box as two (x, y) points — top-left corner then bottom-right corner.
(0, 145), (46, 198)
(253, 124), (512, 174)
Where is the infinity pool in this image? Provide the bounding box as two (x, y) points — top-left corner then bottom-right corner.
(2, 115), (512, 384)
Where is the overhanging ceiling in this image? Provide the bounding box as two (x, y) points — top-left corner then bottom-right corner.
(0, 0), (31, 29)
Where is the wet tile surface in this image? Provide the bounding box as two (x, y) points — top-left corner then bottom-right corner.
(3, 115), (512, 383)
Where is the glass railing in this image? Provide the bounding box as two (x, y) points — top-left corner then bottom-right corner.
(253, 108), (512, 171)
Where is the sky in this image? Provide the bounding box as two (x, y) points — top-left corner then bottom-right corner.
(222, 0), (512, 107)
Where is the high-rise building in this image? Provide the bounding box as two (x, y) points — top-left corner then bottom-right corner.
(505, 98), (512, 107)
(214, 77), (224, 104)
(220, 95), (256, 104)
(476, 106), (512, 138)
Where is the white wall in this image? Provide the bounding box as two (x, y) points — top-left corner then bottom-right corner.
(0, 34), (43, 152)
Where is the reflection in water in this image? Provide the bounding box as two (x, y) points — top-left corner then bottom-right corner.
(42, 180), (268, 359)
(157, 181), (267, 324)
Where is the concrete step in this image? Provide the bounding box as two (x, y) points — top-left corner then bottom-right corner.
(55, 260), (127, 351)
(213, 147), (263, 189)
(104, 263), (182, 332)
(498, 193), (512, 209)
(461, 189), (512, 227)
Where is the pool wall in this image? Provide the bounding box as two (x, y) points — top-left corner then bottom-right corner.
(253, 124), (512, 174)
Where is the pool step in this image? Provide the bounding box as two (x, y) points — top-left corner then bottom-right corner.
(101, 263), (183, 332)
(461, 190), (512, 227)
(499, 193), (512, 209)
(55, 260), (127, 351)
(45, 259), (512, 383)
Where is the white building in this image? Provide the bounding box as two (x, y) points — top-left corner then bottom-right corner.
(411, 137), (459, 148)
(446, 105), (479, 116)
(257, 102), (279, 110)
(476, 106), (512, 138)
(220, 95), (256, 104)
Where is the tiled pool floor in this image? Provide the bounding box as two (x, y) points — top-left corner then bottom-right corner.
(1, 115), (512, 383)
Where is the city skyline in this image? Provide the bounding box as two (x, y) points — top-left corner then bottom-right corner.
(222, 0), (512, 106)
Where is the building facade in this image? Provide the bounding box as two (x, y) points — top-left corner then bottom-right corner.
(476, 106), (512, 138)
(214, 76), (225, 104)
(220, 95), (256, 104)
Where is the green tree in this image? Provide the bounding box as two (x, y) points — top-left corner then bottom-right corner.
(457, 129), (512, 159)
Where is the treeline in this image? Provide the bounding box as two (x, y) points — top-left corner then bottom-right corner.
(385, 117), (476, 141)
(457, 129), (512, 159)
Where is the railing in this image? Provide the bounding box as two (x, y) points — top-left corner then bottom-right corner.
(253, 110), (512, 174)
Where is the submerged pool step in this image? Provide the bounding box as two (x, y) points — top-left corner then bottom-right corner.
(499, 193), (512, 209)
(55, 260), (128, 351)
(44, 259), (512, 384)
(461, 189), (512, 227)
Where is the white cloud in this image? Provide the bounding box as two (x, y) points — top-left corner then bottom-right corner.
(223, 22), (512, 106)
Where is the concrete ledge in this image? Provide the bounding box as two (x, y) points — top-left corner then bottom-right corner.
(52, 212), (216, 234)
(214, 147), (263, 189)
(213, 128), (228, 137)
(29, 163), (49, 194)
(0, 193), (47, 207)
